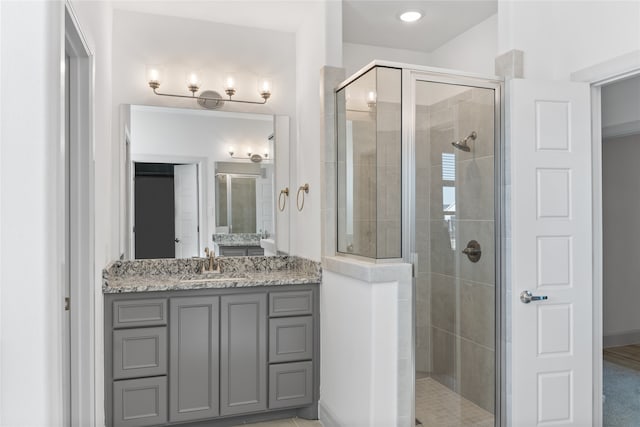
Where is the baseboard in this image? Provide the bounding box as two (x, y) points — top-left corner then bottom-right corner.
(318, 401), (342, 427)
(604, 329), (640, 348)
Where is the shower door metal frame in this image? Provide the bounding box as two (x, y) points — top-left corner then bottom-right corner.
(400, 66), (505, 427)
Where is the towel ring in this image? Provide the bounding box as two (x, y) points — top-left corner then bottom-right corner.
(278, 187), (289, 212)
(296, 183), (309, 212)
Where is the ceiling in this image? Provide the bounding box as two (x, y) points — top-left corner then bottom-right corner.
(342, 0), (497, 52)
(112, 0), (497, 53)
(111, 0), (314, 33)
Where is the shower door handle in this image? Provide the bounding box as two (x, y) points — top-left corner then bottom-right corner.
(520, 290), (548, 304)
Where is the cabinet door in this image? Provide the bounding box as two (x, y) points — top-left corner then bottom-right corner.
(269, 316), (313, 363)
(113, 376), (167, 427)
(268, 361), (313, 410)
(220, 293), (267, 416)
(113, 327), (167, 379)
(169, 296), (219, 422)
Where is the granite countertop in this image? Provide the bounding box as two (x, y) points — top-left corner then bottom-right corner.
(211, 233), (262, 247)
(103, 256), (321, 294)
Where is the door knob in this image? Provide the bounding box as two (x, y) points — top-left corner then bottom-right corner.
(520, 290), (548, 304)
(175, 238), (181, 243)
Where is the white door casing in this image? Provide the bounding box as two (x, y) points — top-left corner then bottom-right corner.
(509, 79), (592, 426)
(174, 164), (199, 258)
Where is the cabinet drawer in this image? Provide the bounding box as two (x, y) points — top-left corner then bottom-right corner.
(113, 299), (167, 328)
(247, 247), (265, 256)
(269, 316), (313, 363)
(268, 361), (313, 410)
(113, 376), (167, 427)
(113, 327), (167, 380)
(269, 290), (313, 317)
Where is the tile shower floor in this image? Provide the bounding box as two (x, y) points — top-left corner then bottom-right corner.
(415, 377), (494, 427)
(232, 379), (494, 427)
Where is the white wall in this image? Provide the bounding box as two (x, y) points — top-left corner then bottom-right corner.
(0, 1), (66, 424)
(130, 106), (274, 248)
(292, 1), (342, 261)
(602, 133), (640, 342)
(430, 14), (498, 76)
(498, 1), (640, 80)
(342, 42), (432, 77)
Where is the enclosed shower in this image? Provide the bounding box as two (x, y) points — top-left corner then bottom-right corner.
(336, 64), (502, 426)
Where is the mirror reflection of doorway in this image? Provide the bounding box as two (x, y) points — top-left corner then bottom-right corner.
(134, 162), (199, 259)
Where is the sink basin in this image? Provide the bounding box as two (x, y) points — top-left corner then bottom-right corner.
(180, 272), (248, 283)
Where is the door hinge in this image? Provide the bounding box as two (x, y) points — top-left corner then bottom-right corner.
(65, 297), (71, 311)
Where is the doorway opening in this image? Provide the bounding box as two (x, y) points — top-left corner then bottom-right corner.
(133, 162), (200, 259)
(64, 4), (96, 426)
(600, 74), (640, 426)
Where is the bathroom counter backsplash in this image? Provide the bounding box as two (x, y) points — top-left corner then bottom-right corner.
(102, 256), (321, 293)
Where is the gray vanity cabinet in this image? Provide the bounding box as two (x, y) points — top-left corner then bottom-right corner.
(220, 293), (267, 416)
(169, 296), (219, 422)
(105, 285), (319, 427)
(218, 246), (265, 257)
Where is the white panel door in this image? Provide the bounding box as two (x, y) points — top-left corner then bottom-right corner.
(174, 164), (199, 258)
(510, 79), (592, 426)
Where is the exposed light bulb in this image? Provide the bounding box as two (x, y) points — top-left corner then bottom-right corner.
(146, 65), (163, 89)
(225, 76), (235, 90)
(224, 75), (236, 97)
(259, 77), (272, 100)
(186, 71), (201, 93)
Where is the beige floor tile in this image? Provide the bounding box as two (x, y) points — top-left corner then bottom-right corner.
(415, 377), (494, 427)
(233, 419), (297, 427)
(234, 418), (322, 427)
(293, 418), (324, 427)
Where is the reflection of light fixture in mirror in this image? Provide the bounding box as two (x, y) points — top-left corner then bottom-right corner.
(228, 147), (272, 163)
(367, 91), (377, 109)
(146, 66), (272, 107)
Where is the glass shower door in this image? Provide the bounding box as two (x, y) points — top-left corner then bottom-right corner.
(413, 80), (497, 426)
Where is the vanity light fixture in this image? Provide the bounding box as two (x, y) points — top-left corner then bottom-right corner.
(399, 10), (423, 23)
(228, 147), (271, 163)
(146, 66), (272, 108)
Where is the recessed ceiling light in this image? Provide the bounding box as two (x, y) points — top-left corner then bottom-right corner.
(399, 10), (423, 23)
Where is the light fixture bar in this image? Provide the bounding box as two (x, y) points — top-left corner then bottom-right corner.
(151, 87), (269, 105)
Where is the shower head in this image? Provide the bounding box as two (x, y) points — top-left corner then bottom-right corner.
(451, 131), (477, 152)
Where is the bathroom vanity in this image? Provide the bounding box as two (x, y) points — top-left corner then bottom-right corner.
(212, 233), (265, 257)
(103, 257), (320, 427)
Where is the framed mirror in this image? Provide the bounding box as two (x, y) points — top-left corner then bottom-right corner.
(121, 104), (290, 259)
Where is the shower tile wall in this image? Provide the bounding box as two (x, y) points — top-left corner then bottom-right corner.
(348, 101), (401, 259)
(376, 100), (402, 258)
(416, 87), (495, 414)
(415, 103), (432, 374)
(351, 114), (377, 258)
